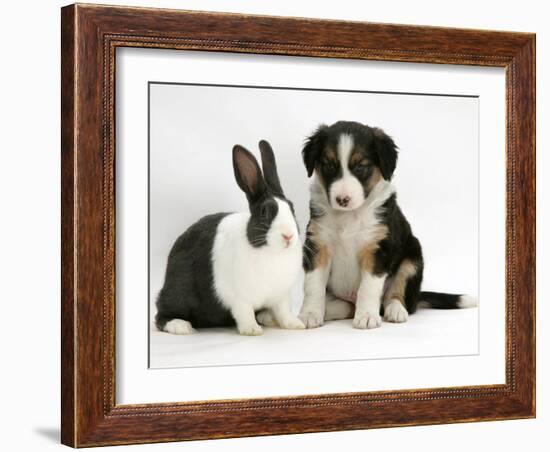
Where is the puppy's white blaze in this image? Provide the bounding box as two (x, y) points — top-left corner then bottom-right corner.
(329, 133), (365, 210)
(338, 133), (354, 161)
(458, 294), (478, 308)
(267, 198), (299, 249)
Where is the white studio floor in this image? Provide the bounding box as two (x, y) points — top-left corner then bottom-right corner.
(149, 307), (478, 369)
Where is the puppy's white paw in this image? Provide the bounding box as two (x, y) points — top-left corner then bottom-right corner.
(384, 300), (409, 323)
(238, 323), (264, 336)
(256, 310), (278, 327)
(353, 312), (382, 329)
(279, 316), (306, 330)
(298, 311), (324, 329)
(163, 319), (196, 335)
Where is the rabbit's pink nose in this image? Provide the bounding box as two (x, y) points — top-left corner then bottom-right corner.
(282, 233), (294, 243)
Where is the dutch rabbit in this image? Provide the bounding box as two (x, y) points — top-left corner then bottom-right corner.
(155, 141), (304, 335)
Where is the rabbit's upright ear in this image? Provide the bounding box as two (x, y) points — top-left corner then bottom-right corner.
(233, 145), (267, 202)
(258, 140), (284, 197)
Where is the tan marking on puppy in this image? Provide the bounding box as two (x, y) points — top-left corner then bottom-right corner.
(315, 243), (329, 268)
(384, 259), (418, 306)
(366, 166), (382, 192)
(349, 152), (367, 166)
(321, 148), (338, 166)
(306, 221), (330, 269)
(358, 224), (389, 273)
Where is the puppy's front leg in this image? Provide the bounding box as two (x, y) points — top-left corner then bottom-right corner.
(299, 262), (331, 328)
(353, 272), (386, 329)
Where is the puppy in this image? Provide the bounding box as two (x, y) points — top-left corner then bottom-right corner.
(298, 121), (477, 329)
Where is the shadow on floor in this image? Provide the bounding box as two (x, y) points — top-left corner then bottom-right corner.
(34, 427), (59, 443)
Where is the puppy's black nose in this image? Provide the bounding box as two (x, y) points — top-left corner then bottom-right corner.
(336, 195), (351, 207)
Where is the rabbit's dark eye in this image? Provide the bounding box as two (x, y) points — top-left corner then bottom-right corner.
(259, 200), (278, 223)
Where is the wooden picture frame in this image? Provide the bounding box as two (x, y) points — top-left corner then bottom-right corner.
(61, 3), (535, 447)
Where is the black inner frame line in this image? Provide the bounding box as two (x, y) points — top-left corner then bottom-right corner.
(148, 80), (479, 99)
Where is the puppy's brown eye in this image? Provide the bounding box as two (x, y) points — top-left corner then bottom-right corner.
(323, 161), (337, 173)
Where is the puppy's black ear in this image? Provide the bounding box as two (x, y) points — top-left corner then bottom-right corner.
(233, 145), (267, 202)
(302, 124), (328, 177)
(258, 140), (284, 197)
(372, 127), (398, 180)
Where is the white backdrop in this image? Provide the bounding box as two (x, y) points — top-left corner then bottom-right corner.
(147, 79), (481, 369)
(2, 1), (547, 451)
(149, 82), (479, 318)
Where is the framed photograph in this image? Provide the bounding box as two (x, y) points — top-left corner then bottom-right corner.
(61, 3), (535, 447)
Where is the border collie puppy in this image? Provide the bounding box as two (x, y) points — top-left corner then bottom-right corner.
(298, 121), (477, 329)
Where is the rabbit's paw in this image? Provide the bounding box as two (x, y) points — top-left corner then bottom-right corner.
(279, 316), (305, 330)
(163, 319), (196, 335)
(256, 310), (278, 327)
(238, 323), (264, 336)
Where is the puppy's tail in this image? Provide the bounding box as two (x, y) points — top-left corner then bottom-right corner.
(419, 291), (478, 309)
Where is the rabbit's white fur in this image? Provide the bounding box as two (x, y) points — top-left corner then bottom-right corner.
(212, 199), (304, 335)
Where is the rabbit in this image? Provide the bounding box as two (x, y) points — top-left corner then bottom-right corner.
(155, 140), (305, 336)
